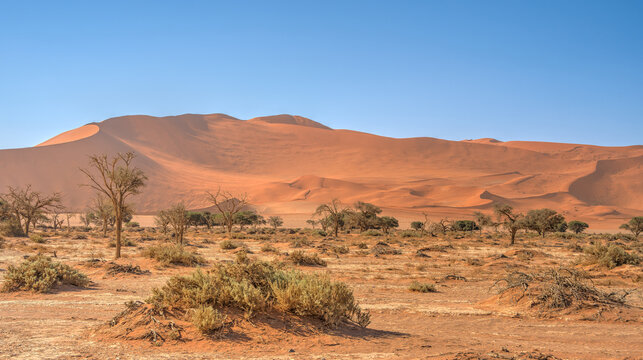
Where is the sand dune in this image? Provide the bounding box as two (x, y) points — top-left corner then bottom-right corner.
(0, 113), (641, 229)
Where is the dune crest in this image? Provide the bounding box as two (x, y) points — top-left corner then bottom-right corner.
(1, 113), (641, 229)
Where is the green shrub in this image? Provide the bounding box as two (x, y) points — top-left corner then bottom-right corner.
(409, 281), (437, 293)
(288, 250), (327, 266)
(147, 257), (369, 330)
(142, 244), (205, 266)
(312, 230), (327, 237)
(125, 221), (140, 228)
(30, 234), (46, 243)
(2, 255), (90, 293)
(220, 240), (239, 250)
(582, 243), (640, 269)
(362, 229), (383, 237)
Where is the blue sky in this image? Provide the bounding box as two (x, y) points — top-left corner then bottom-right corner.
(1, 0), (641, 148)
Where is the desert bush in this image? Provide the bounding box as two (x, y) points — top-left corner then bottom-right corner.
(371, 242), (401, 255)
(2, 255), (89, 293)
(126, 221), (140, 228)
(331, 245), (349, 255)
(30, 234), (46, 243)
(409, 281), (437, 293)
(261, 243), (280, 253)
(362, 229), (383, 237)
(355, 242), (368, 249)
(141, 244), (205, 266)
(220, 240), (239, 250)
(607, 233), (636, 242)
(191, 305), (228, 334)
(147, 257), (369, 330)
(452, 220), (479, 232)
(72, 233), (88, 240)
(399, 230), (418, 238)
(0, 219), (24, 237)
(290, 237), (312, 248)
(288, 250), (327, 266)
(109, 237), (136, 247)
(312, 229), (327, 237)
(229, 232), (247, 240)
(581, 243), (640, 269)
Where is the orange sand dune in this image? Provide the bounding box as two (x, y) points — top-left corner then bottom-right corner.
(1, 113), (641, 229)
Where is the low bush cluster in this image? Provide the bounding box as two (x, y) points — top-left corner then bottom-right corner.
(147, 257), (370, 332)
(288, 250), (327, 266)
(409, 281), (437, 293)
(2, 255), (90, 293)
(581, 243), (640, 269)
(141, 244), (206, 266)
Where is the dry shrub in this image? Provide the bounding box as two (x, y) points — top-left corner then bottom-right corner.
(30, 234), (46, 243)
(219, 240), (239, 250)
(494, 267), (628, 313)
(260, 243), (280, 253)
(144, 257), (369, 335)
(142, 244), (205, 266)
(191, 305), (228, 335)
(371, 242), (401, 255)
(581, 243), (640, 269)
(409, 281), (437, 293)
(288, 250), (327, 266)
(290, 237), (312, 248)
(107, 263), (150, 276)
(2, 255), (89, 293)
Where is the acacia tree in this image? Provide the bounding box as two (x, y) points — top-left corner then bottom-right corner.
(378, 216), (399, 234)
(352, 201), (382, 232)
(473, 211), (492, 236)
(568, 220), (589, 234)
(167, 203), (188, 245)
(523, 208), (566, 238)
(306, 219), (317, 229)
(207, 187), (248, 234)
(80, 152), (147, 259)
(268, 216), (283, 230)
(494, 204), (524, 245)
(620, 216), (643, 238)
(0, 185), (62, 236)
(314, 199), (348, 237)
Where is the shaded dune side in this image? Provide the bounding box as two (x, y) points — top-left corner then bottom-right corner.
(568, 155), (643, 209)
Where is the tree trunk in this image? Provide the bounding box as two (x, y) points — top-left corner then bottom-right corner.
(510, 229), (516, 245)
(103, 221), (108, 237)
(24, 216), (31, 236)
(115, 218), (122, 259)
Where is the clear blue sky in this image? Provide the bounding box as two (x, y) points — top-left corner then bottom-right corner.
(1, 1), (641, 149)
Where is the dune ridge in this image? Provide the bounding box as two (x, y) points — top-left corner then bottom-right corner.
(1, 113), (641, 229)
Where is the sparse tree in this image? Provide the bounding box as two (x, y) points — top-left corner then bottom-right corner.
(410, 221), (424, 231)
(306, 219), (317, 229)
(473, 211), (492, 236)
(453, 220), (479, 232)
(620, 216), (643, 238)
(314, 199), (348, 237)
(268, 216), (283, 230)
(234, 210), (260, 231)
(155, 210), (170, 234)
(494, 204), (524, 245)
(90, 196), (114, 237)
(80, 152), (147, 259)
(0, 185), (62, 236)
(567, 220), (589, 234)
(207, 187), (249, 234)
(50, 207), (66, 232)
(167, 203), (188, 245)
(79, 210), (96, 227)
(379, 216), (399, 234)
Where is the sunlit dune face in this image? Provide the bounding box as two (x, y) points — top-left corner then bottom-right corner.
(36, 124), (99, 147)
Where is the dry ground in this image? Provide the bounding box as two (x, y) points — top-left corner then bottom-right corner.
(0, 226), (641, 359)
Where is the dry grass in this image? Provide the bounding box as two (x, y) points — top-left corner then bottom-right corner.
(287, 250), (327, 266)
(141, 244), (205, 266)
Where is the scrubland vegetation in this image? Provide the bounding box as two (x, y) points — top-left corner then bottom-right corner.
(0, 152), (641, 358)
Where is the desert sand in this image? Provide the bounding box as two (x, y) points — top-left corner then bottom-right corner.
(1, 113), (641, 231)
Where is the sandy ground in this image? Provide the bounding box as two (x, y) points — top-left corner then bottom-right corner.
(0, 227), (641, 359)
